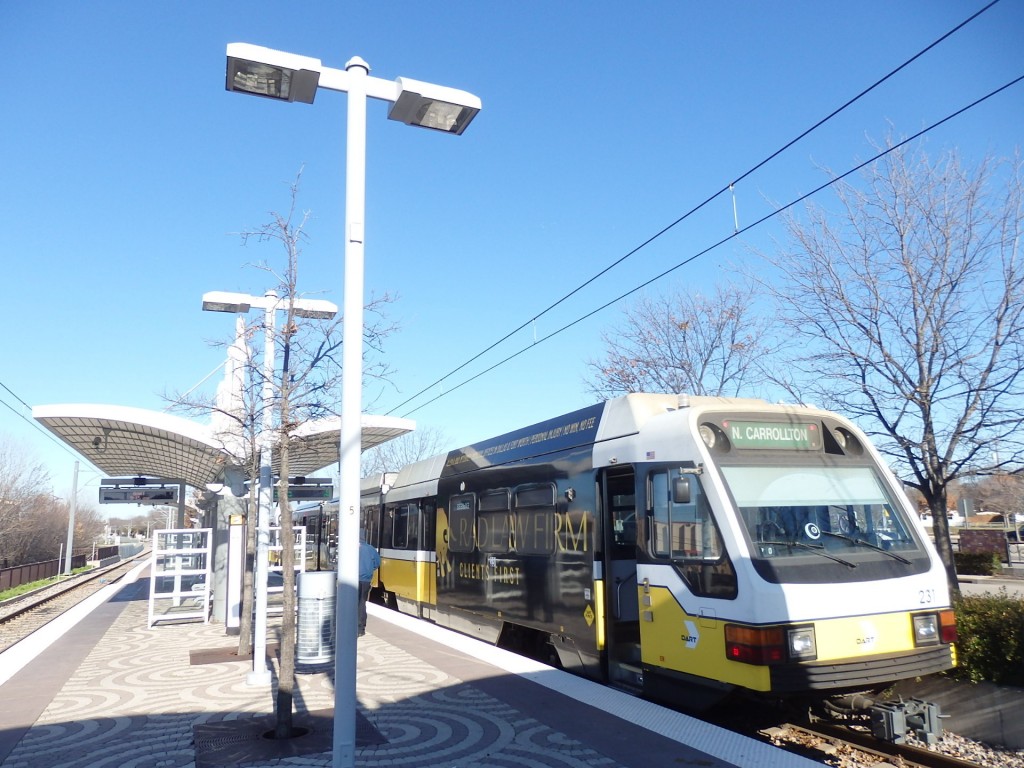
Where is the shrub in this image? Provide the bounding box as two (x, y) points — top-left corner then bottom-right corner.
(953, 552), (1002, 575)
(951, 588), (1024, 686)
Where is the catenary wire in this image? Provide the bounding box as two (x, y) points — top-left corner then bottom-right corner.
(399, 73), (1024, 418)
(0, 382), (87, 462)
(385, 0), (1002, 417)
(2, 5), (1007, 459)
(0, 394), (37, 428)
(0, 381), (31, 410)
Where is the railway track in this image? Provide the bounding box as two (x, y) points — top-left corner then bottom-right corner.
(761, 721), (997, 768)
(700, 690), (1015, 768)
(0, 554), (148, 654)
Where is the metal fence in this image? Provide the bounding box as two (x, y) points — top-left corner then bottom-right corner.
(0, 554), (88, 592)
(1009, 541), (1024, 566)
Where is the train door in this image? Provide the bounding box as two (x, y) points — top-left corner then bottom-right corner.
(599, 466), (643, 689)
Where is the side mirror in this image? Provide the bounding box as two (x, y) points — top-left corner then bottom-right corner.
(673, 476), (692, 505)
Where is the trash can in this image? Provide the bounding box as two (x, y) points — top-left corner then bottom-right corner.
(296, 571), (336, 664)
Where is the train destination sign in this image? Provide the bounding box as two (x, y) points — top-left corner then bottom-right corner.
(100, 486), (179, 504)
(724, 420), (821, 451)
(274, 485), (334, 502)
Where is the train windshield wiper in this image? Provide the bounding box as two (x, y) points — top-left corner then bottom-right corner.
(818, 531), (911, 564)
(758, 540), (857, 568)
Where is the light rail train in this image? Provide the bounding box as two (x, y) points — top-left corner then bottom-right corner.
(296, 393), (956, 709)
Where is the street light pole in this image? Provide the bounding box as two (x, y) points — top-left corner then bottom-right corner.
(224, 43), (481, 768)
(63, 460), (79, 575)
(335, 57), (368, 768)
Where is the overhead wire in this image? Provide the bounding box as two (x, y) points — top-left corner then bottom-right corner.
(1, 4), (1009, 454)
(0, 393), (39, 429)
(384, 0), (1003, 418)
(1, 380), (31, 410)
(0, 377), (88, 462)
(399, 72), (1024, 417)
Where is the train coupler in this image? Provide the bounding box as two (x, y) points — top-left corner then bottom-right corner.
(869, 698), (942, 745)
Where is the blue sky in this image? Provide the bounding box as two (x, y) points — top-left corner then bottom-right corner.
(2, 1), (1022, 500)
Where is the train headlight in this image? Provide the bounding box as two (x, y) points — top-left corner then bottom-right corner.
(913, 614), (939, 646)
(913, 610), (957, 646)
(831, 427), (864, 456)
(699, 423), (731, 452)
(787, 626), (817, 660)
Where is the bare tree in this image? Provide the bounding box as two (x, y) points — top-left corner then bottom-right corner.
(169, 317), (265, 659)
(107, 508), (171, 538)
(0, 439), (54, 567)
(61, 501), (104, 559)
(0, 438), (103, 569)
(360, 426), (449, 478)
(253, 197), (339, 740)
(583, 282), (778, 400)
(167, 173), (395, 741)
(958, 473), (1024, 522)
(759, 139), (1024, 594)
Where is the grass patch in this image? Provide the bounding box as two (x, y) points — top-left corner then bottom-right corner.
(0, 566), (92, 602)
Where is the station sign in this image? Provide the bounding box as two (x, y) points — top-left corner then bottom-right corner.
(100, 486), (179, 504)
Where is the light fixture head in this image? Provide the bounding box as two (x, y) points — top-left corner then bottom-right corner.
(226, 43), (321, 104)
(388, 77), (481, 135)
(202, 290), (253, 314)
(292, 298), (338, 320)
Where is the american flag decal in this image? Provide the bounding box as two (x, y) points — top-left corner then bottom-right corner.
(646, 451), (656, 460)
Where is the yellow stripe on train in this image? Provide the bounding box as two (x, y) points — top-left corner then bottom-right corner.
(380, 557), (436, 605)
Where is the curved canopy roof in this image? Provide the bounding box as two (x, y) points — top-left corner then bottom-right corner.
(278, 415), (413, 478)
(33, 404), (414, 490)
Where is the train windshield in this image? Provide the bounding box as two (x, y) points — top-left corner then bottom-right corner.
(719, 464), (921, 563)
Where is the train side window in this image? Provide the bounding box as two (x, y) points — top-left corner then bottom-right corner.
(367, 511), (380, 549)
(649, 470), (736, 598)
(422, 501), (436, 549)
(612, 492), (637, 547)
(651, 473), (672, 558)
(650, 471), (725, 561)
(478, 489), (511, 553)
(449, 493), (476, 553)
(384, 506), (398, 549)
(406, 503), (421, 550)
(515, 483), (556, 555)
(385, 503), (422, 550)
(393, 505), (409, 549)
(326, 512), (338, 562)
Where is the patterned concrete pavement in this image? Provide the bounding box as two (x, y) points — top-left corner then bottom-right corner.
(0, 569), (819, 768)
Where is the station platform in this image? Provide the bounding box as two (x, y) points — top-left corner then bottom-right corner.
(0, 562), (820, 768)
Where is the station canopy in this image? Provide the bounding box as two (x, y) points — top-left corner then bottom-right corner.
(32, 403), (414, 491)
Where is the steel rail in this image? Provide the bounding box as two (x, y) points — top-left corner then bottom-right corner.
(762, 721), (987, 768)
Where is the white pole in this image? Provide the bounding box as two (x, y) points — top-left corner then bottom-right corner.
(248, 290), (277, 686)
(63, 461), (79, 575)
(333, 56), (369, 768)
